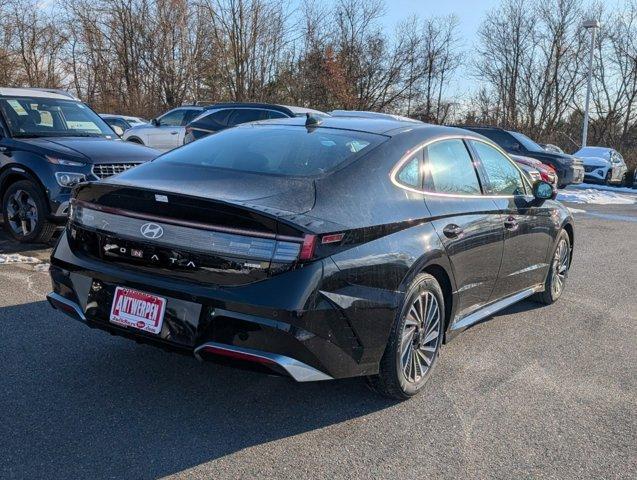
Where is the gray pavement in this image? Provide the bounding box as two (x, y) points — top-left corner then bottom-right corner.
(0, 197), (635, 479)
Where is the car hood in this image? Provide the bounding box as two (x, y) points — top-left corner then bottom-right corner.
(579, 156), (610, 168)
(103, 160), (316, 214)
(17, 137), (159, 164)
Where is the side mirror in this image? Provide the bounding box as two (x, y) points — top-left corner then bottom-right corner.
(151, 118), (159, 127)
(533, 180), (553, 201)
(112, 125), (124, 137)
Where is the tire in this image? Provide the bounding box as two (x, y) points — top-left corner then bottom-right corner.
(368, 273), (444, 400)
(2, 180), (57, 243)
(532, 229), (571, 305)
(605, 169), (612, 185)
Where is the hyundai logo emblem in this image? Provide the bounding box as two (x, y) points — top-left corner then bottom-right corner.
(140, 222), (164, 239)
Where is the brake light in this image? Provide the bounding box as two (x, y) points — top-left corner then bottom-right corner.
(321, 233), (344, 244)
(299, 234), (317, 260)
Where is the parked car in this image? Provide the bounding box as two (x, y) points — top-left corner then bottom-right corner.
(573, 146), (628, 185)
(183, 103), (327, 144)
(0, 87), (158, 243)
(122, 105), (206, 151)
(47, 117), (573, 399)
(540, 143), (564, 154)
(459, 126), (584, 188)
(99, 114), (148, 136)
(330, 110), (422, 123)
(510, 154), (558, 193)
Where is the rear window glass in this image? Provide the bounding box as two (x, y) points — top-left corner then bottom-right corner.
(157, 125), (385, 176)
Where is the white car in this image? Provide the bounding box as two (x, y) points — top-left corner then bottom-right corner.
(574, 146), (628, 185)
(122, 106), (205, 151)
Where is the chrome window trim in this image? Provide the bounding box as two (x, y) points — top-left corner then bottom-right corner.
(390, 135), (534, 199)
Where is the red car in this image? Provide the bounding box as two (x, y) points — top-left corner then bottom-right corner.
(511, 154), (558, 190)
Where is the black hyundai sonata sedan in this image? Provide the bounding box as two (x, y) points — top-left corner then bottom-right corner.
(47, 116), (574, 399)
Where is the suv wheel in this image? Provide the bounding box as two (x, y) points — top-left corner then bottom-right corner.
(2, 180), (57, 243)
(533, 230), (571, 305)
(368, 273), (444, 400)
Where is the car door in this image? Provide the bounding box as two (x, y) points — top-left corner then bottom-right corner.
(468, 139), (552, 300)
(148, 109), (187, 150)
(421, 138), (505, 319)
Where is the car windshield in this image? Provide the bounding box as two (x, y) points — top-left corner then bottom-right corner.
(0, 96), (114, 138)
(508, 131), (544, 153)
(156, 124), (386, 176)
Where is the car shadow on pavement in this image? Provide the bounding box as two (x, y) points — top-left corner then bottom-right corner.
(0, 300), (397, 479)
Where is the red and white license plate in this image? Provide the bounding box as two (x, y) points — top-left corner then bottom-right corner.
(110, 287), (166, 335)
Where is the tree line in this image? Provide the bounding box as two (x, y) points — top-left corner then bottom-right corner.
(0, 0), (636, 169)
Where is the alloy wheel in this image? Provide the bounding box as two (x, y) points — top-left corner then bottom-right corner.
(551, 238), (570, 297)
(399, 290), (441, 384)
(6, 189), (39, 237)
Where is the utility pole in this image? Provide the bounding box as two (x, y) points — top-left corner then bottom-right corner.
(581, 19), (600, 148)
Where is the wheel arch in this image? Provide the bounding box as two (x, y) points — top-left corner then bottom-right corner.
(125, 136), (144, 145)
(0, 164), (49, 209)
(399, 251), (457, 341)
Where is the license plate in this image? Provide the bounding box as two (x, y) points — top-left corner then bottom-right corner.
(110, 287), (166, 334)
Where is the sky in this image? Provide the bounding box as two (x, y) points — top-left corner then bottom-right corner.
(379, 0), (502, 97)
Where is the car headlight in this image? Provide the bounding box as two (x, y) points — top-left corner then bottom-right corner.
(46, 155), (86, 167)
(55, 172), (86, 187)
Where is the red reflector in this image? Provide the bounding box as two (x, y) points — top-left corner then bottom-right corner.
(321, 233), (344, 244)
(299, 234), (317, 260)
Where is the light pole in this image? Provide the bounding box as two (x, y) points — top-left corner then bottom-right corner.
(581, 19), (600, 148)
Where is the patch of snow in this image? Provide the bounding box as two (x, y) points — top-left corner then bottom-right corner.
(572, 182), (637, 195)
(0, 253), (41, 264)
(34, 262), (50, 272)
(567, 207), (586, 214)
(557, 188), (636, 205)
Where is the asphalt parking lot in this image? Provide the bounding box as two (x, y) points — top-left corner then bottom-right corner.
(1, 192), (635, 479)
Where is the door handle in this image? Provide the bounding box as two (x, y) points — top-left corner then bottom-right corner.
(443, 224), (463, 238)
(504, 216), (519, 231)
(170, 131), (178, 135)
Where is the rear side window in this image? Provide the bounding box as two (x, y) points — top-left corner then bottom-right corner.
(397, 155), (421, 187)
(228, 109), (266, 126)
(424, 139), (481, 195)
(264, 110), (288, 119)
(182, 109), (201, 124)
(470, 141), (527, 196)
(158, 125), (385, 176)
(193, 109), (232, 128)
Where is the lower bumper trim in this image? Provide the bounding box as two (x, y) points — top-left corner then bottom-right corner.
(194, 342), (333, 382)
(47, 292), (86, 323)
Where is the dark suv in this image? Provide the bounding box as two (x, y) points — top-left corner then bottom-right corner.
(460, 126), (584, 188)
(0, 88), (158, 243)
(183, 103), (327, 144)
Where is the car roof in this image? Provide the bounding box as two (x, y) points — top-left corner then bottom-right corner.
(281, 105), (327, 116)
(330, 110), (422, 123)
(0, 87), (78, 101)
(246, 115), (478, 137)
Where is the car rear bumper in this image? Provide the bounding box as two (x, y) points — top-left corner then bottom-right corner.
(561, 165), (585, 185)
(48, 232), (393, 381)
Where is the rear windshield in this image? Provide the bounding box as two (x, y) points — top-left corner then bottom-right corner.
(157, 124), (386, 176)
